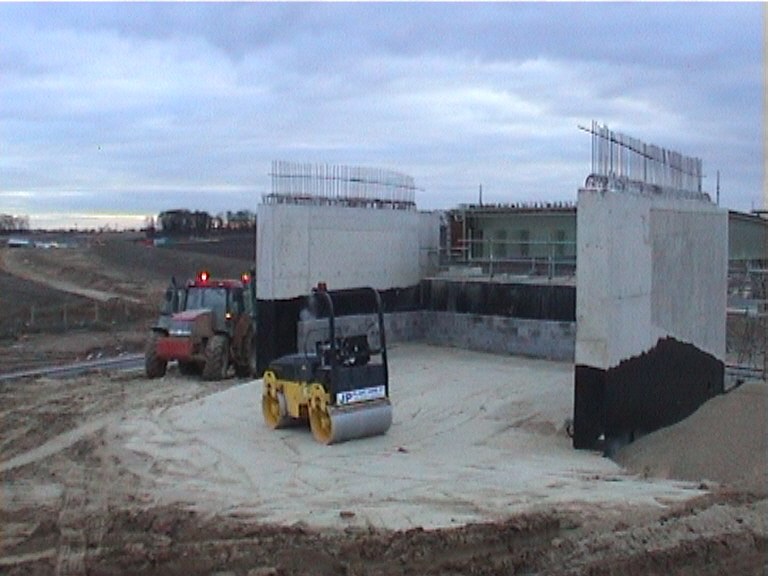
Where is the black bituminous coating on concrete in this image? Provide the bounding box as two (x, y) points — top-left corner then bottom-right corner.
(421, 279), (575, 321)
(573, 336), (724, 452)
(255, 296), (305, 376)
(257, 281), (576, 374)
(572, 365), (606, 450)
(256, 285), (423, 375)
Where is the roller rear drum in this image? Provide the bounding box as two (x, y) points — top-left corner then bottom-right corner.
(262, 391), (291, 429)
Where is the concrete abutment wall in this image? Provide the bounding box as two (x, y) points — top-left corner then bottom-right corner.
(573, 187), (727, 451)
(254, 200), (577, 370)
(255, 203), (438, 372)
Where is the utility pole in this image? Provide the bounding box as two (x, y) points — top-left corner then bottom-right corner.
(479, 184), (483, 207)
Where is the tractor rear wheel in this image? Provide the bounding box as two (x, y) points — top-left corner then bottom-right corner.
(145, 332), (167, 379)
(202, 334), (229, 380)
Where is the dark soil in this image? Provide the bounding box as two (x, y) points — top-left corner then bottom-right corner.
(0, 232), (254, 368)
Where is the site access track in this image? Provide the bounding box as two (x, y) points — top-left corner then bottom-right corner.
(0, 247), (142, 303)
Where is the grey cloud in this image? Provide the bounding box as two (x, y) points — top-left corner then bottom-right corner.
(0, 2), (763, 220)
(8, 3), (758, 68)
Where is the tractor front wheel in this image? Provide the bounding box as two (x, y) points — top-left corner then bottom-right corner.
(145, 332), (167, 379)
(202, 334), (229, 381)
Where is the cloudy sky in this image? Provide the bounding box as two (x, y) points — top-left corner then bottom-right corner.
(1, 2), (764, 229)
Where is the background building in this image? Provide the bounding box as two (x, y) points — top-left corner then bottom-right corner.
(443, 203), (768, 278)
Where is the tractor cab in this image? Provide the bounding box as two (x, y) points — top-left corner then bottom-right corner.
(182, 272), (249, 333)
(159, 277), (184, 316)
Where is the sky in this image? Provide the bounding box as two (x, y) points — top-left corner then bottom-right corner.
(1, 2), (764, 229)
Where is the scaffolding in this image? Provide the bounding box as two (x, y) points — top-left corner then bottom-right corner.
(727, 266), (767, 382)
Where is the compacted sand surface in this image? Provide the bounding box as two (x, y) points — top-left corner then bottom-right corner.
(112, 344), (709, 529)
(2, 344), (766, 575)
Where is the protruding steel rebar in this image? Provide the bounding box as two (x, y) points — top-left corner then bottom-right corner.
(580, 121), (704, 195)
(266, 160), (417, 209)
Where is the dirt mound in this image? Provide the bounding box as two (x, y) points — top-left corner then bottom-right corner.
(8, 497), (766, 575)
(615, 381), (767, 494)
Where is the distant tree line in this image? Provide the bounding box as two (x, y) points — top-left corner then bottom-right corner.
(154, 209), (256, 237)
(221, 210), (257, 231)
(0, 214), (30, 232)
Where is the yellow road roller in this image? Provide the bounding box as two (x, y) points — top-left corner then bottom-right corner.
(261, 285), (392, 444)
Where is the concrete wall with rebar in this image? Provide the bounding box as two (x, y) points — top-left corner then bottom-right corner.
(254, 202), (439, 372)
(573, 185), (728, 451)
(256, 203), (439, 300)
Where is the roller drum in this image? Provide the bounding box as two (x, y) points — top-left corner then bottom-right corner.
(311, 399), (392, 445)
(262, 391), (291, 429)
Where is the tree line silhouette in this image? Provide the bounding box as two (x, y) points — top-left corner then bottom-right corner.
(153, 209), (256, 237)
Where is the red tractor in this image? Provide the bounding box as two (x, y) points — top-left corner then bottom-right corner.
(145, 271), (257, 380)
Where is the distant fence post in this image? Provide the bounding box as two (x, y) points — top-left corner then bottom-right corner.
(488, 239), (494, 278)
(548, 243), (554, 279)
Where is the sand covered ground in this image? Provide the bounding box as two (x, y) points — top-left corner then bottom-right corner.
(2, 343), (766, 574)
(2, 235), (765, 574)
(110, 344), (713, 530)
(615, 380), (767, 495)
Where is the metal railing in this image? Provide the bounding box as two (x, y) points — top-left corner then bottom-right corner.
(727, 266), (767, 381)
(440, 238), (577, 280)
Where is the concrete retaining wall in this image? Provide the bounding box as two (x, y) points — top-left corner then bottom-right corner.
(298, 310), (575, 362)
(297, 312), (424, 353)
(574, 186), (727, 451)
(423, 312), (574, 360)
(254, 201), (576, 370)
(255, 203), (439, 371)
(257, 203), (438, 300)
(423, 278), (575, 321)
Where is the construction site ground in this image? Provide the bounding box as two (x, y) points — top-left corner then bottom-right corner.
(0, 236), (766, 575)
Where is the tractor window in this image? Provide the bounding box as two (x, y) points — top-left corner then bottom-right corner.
(243, 289), (253, 316)
(186, 287), (227, 317)
(230, 289), (244, 316)
(161, 288), (175, 315)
